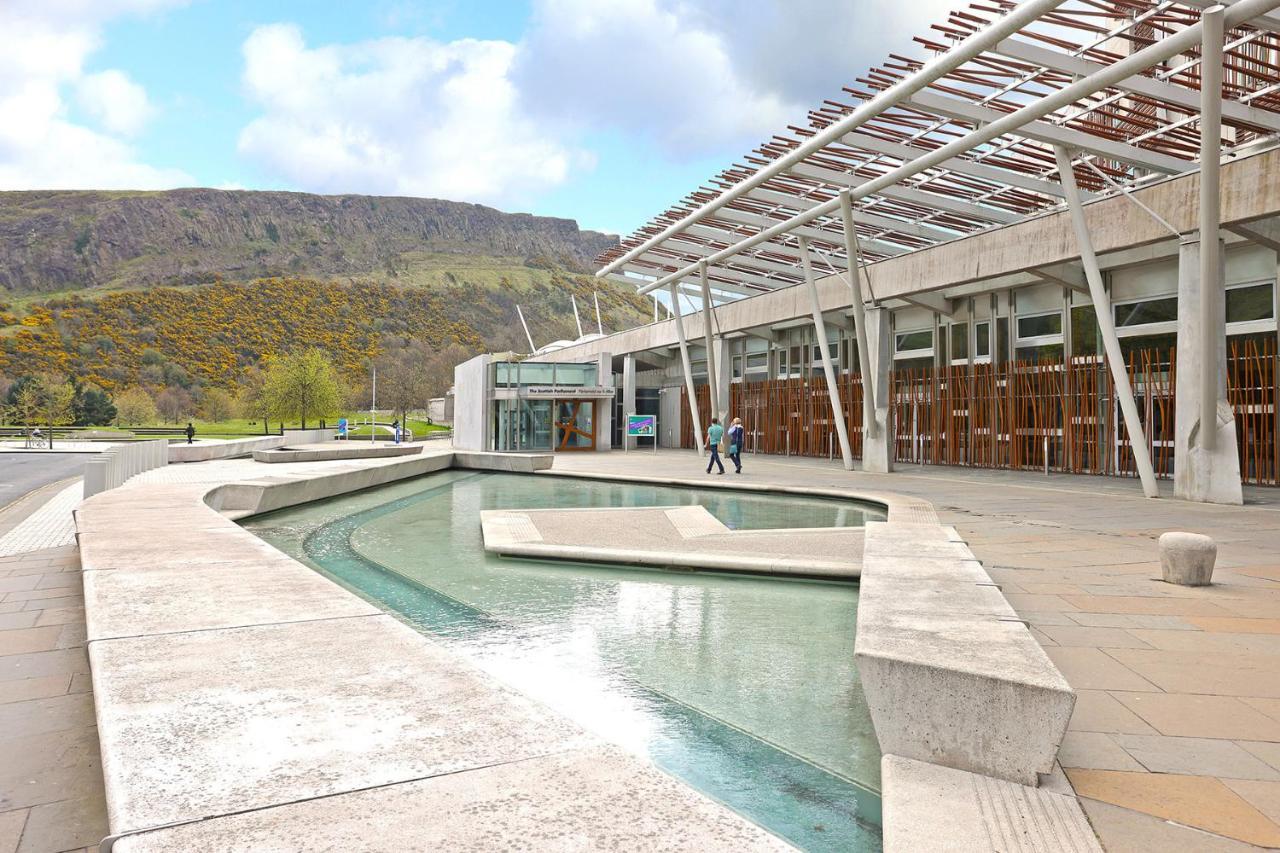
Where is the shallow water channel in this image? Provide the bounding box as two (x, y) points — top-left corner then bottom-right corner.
(243, 471), (886, 851)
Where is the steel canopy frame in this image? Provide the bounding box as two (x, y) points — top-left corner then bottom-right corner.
(623, 0), (1280, 298)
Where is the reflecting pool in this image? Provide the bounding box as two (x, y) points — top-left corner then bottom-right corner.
(243, 472), (885, 851)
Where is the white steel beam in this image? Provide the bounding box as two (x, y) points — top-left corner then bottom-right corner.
(840, 191), (879, 441)
(596, 0), (1069, 277)
(634, 0), (1280, 297)
(1055, 145), (1159, 498)
(839, 131), (1079, 199)
(907, 90), (1191, 174)
(669, 282), (704, 454)
(800, 236), (855, 470)
(993, 36), (1280, 133)
(1200, 6), (1224, 450)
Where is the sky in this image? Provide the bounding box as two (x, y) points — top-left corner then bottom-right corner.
(0, 0), (956, 236)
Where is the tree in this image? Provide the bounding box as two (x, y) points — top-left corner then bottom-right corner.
(374, 340), (432, 431)
(199, 387), (235, 423)
(264, 348), (342, 429)
(73, 385), (117, 426)
(115, 387), (158, 426)
(15, 374), (76, 449)
(422, 342), (476, 398)
(235, 368), (273, 434)
(155, 387), (194, 423)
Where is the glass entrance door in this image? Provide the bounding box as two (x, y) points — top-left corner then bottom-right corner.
(555, 400), (595, 451)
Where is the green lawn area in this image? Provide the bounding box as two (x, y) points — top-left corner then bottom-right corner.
(94, 412), (448, 440)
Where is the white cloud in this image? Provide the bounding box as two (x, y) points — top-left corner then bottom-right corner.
(0, 0), (191, 190)
(232, 0), (967, 204)
(236, 23), (584, 206)
(512, 0), (958, 157)
(77, 69), (154, 136)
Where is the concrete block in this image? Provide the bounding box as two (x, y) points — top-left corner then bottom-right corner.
(856, 522), (1075, 785)
(881, 755), (1100, 852)
(1159, 531), (1217, 586)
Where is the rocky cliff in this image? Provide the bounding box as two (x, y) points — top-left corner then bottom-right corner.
(0, 189), (619, 296)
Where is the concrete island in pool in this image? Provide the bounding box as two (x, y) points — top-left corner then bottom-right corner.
(74, 443), (1098, 851)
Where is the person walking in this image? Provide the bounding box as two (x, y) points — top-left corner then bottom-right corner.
(185, 422), (196, 445)
(705, 417), (725, 475)
(727, 417), (745, 474)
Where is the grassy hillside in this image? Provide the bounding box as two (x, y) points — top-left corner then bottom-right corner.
(0, 188), (646, 411)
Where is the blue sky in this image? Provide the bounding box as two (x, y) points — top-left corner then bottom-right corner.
(0, 0), (951, 236)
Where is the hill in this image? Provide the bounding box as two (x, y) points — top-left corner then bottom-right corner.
(0, 189), (648, 411)
(0, 188), (619, 297)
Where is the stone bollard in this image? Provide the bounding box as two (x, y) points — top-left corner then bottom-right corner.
(1159, 532), (1217, 586)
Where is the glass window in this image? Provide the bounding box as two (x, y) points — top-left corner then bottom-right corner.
(975, 321), (990, 358)
(732, 355), (743, 379)
(746, 352), (768, 374)
(1015, 343), (1064, 362)
(775, 348), (788, 379)
(996, 317), (1010, 365)
(1227, 282), (1274, 324)
(1071, 306), (1099, 356)
(951, 322), (969, 361)
(553, 363), (597, 386)
(519, 362), (556, 385)
(493, 363), (517, 386)
(1016, 312), (1062, 339)
(1115, 296), (1177, 327)
(895, 329), (933, 353)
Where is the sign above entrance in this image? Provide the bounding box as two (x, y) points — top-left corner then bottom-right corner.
(522, 385), (615, 398)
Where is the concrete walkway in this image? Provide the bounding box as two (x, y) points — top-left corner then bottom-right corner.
(0, 544), (106, 853)
(549, 450), (1280, 851)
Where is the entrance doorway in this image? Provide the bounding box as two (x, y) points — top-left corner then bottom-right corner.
(555, 400), (596, 451)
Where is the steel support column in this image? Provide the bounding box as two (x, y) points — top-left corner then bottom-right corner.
(799, 237), (855, 470)
(839, 190), (878, 440)
(669, 283), (704, 454)
(1054, 146), (1159, 498)
(698, 261), (722, 423)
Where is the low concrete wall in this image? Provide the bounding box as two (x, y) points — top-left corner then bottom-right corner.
(83, 439), (169, 498)
(282, 427), (333, 445)
(252, 444), (421, 463)
(75, 450), (787, 851)
(855, 521), (1075, 787)
(169, 435), (285, 463)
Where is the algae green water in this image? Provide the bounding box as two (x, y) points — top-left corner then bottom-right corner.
(243, 472), (885, 851)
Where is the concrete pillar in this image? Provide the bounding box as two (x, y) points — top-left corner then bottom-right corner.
(698, 262), (722, 423)
(1174, 237), (1243, 504)
(622, 354), (637, 451)
(595, 352), (612, 452)
(83, 458), (107, 499)
(713, 337), (732, 422)
(863, 306), (894, 473)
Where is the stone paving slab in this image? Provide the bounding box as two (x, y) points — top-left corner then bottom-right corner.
(881, 754), (1100, 852)
(111, 745), (792, 853)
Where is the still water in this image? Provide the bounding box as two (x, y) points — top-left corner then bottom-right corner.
(243, 472), (885, 851)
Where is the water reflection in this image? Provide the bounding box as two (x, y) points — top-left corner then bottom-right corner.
(244, 473), (883, 852)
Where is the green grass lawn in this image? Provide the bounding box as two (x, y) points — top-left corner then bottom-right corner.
(92, 412), (448, 441)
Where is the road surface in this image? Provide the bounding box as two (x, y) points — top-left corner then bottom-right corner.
(0, 453), (87, 509)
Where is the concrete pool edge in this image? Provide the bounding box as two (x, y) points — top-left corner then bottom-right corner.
(530, 467), (1099, 852)
(74, 450), (791, 852)
(74, 453), (1097, 852)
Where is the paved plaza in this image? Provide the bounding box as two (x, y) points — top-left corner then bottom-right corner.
(2, 448), (1280, 849)
(551, 450), (1280, 852)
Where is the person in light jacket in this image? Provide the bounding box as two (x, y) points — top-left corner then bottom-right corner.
(727, 417), (744, 474)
